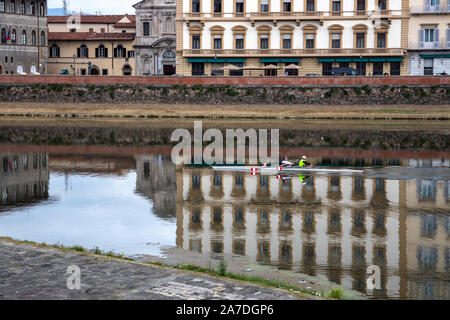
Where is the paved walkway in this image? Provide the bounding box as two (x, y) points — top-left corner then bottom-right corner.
(0, 240), (300, 300)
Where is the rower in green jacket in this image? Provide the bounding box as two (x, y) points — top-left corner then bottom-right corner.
(299, 156), (313, 168)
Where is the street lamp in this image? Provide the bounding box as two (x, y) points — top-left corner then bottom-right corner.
(72, 54), (76, 75)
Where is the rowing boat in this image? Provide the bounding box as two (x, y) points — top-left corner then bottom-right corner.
(211, 166), (364, 174)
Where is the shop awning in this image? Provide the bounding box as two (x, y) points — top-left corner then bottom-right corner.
(369, 58), (387, 62)
(386, 57), (403, 62)
(353, 58), (369, 62)
(188, 58), (246, 63)
(260, 58), (301, 63)
(318, 58), (335, 63)
(336, 58), (352, 62)
(420, 54), (446, 59)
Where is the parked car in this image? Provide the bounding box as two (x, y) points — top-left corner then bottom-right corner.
(330, 67), (360, 76)
(306, 73), (320, 77)
(434, 72), (448, 76)
(59, 68), (70, 75)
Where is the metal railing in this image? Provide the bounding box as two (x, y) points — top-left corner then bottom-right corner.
(410, 4), (450, 14)
(410, 41), (450, 49)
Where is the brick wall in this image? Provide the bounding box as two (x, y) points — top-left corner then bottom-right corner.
(0, 75), (449, 86)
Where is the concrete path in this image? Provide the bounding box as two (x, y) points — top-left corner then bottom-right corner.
(0, 240), (300, 300)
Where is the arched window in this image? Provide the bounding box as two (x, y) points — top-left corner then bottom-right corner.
(9, 1), (15, 13)
(31, 30), (36, 45)
(1, 28), (6, 44)
(20, 0), (25, 14)
(0, 1), (5, 12)
(40, 31), (45, 45)
(96, 45), (108, 58)
(122, 64), (132, 76)
(11, 29), (16, 43)
(39, 2), (44, 15)
(114, 45), (126, 58)
(21, 30), (26, 44)
(78, 44), (88, 58)
(30, 1), (36, 15)
(50, 45), (60, 58)
(165, 17), (174, 33)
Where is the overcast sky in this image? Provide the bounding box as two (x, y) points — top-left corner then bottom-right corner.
(48, 0), (138, 14)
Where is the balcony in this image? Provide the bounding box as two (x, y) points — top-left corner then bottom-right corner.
(410, 4), (450, 14)
(183, 48), (404, 58)
(410, 41), (450, 50)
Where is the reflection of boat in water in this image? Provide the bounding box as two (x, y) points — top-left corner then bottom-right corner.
(211, 165), (450, 180)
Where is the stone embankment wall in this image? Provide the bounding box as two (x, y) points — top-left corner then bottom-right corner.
(0, 124), (448, 151)
(0, 82), (449, 105)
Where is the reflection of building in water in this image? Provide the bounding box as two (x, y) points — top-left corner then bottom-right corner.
(135, 155), (176, 219)
(1, 152), (49, 208)
(176, 165), (449, 299)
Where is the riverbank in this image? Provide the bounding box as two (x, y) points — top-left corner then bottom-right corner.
(0, 102), (449, 120)
(0, 237), (330, 300)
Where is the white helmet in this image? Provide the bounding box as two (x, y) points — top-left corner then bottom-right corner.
(302, 156), (307, 159)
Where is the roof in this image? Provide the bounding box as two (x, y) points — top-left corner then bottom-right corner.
(48, 15), (136, 24)
(48, 32), (136, 41)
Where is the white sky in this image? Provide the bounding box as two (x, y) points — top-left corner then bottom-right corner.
(48, 0), (138, 14)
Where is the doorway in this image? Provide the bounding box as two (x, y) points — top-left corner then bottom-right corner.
(163, 64), (176, 76)
(90, 67), (100, 76)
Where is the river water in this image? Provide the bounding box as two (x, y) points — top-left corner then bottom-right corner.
(0, 132), (449, 300)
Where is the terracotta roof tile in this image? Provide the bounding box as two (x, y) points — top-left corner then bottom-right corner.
(48, 15), (136, 24)
(48, 32), (136, 41)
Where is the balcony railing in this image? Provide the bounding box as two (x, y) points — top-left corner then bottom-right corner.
(183, 48), (404, 57)
(410, 41), (450, 50)
(410, 5), (450, 14)
(183, 10), (403, 20)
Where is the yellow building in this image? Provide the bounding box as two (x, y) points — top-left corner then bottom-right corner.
(47, 15), (136, 76)
(176, 0), (410, 76)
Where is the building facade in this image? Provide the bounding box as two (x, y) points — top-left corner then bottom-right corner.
(0, 0), (48, 75)
(409, 0), (450, 75)
(47, 15), (136, 76)
(176, 0), (410, 76)
(133, 0), (176, 76)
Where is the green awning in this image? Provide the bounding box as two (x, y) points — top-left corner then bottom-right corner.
(318, 58), (335, 63)
(386, 58), (403, 62)
(280, 58), (300, 63)
(420, 54), (442, 59)
(336, 58), (352, 62)
(353, 58), (369, 62)
(188, 58), (207, 63)
(260, 58), (280, 63)
(442, 54), (450, 58)
(226, 58), (246, 63)
(369, 58), (386, 62)
(206, 58), (226, 63)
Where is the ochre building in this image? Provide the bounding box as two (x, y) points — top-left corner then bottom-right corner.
(175, 0), (410, 76)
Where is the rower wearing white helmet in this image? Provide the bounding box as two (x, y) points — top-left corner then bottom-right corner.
(299, 156), (313, 168)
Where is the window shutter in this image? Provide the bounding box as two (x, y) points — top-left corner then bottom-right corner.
(114, 48), (117, 58)
(123, 48), (127, 57)
(436, 0), (440, 11)
(105, 48), (108, 57)
(434, 29), (439, 48)
(419, 29), (425, 48)
(57, 47), (60, 57)
(86, 48), (89, 57)
(77, 48), (80, 58)
(95, 48), (99, 58)
(447, 29), (450, 48)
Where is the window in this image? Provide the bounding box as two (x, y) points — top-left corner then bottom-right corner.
(40, 2), (44, 15)
(377, 32), (386, 48)
(40, 31), (45, 45)
(0, 28), (6, 44)
(96, 45), (108, 58)
(78, 45), (88, 58)
(114, 45), (126, 58)
(236, 0), (244, 13)
(282, 33), (292, 49)
(20, 0), (25, 14)
(235, 34), (244, 49)
(356, 62), (366, 75)
(356, 33), (365, 48)
(192, 34), (200, 49)
(80, 69), (87, 75)
(306, 0), (315, 11)
(102, 69), (108, 76)
(332, 0), (341, 12)
(424, 58), (434, 75)
(260, 0), (269, 12)
(11, 29), (16, 43)
(213, 34), (222, 49)
(9, 1), (15, 12)
(31, 31), (36, 45)
(283, 0), (292, 12)
(213, 0), (222, 13)
(378, 0), (387, 10)
(143, 22), (150, 36)
(127, 50), (135, 58)
(30, 1), (36, 15)
(21, 30), (26, 44)
(50, 45), (60, 57)
(331, 33), (341, 48)
(322, 62), (332, 75)
(356, 0), (365, 11)
(0, 1), (4, 12)
(260, 34), (269, 49)
(305, 34), (315, 48)
(192, 0), (200, 12)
